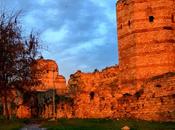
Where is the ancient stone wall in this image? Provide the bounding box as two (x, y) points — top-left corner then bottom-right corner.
(32, 0), (175, 121)
(8, 59), (68, 119)
(67, 66), (119, 118)
(8, 0), (175, 122)
(41, 96), (73, 119)
(117, 0), (175, 88)
(114, 72), (175, 121)
(33, 59), (67, 94)
(29, 59), (69, 118)
(68, 71), (175, 121)
(0, 88), (32, 119)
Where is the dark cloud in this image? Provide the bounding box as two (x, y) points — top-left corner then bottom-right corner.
(0, 0), (118, 79)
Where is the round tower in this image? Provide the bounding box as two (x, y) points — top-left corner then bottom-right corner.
(116, 0), (175, 88)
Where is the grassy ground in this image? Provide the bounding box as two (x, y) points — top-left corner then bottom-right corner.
(0, 120), (23, 130)
(0, 118), (174, 130)
(42, 118), (175, 130)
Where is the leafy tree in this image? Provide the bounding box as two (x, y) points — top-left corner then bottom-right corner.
(0, 12), (41, 119)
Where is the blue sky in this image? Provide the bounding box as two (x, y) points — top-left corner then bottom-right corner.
(0, 0), (118, 79)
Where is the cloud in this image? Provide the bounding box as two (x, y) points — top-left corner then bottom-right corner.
(1, 0), (118, 79)
(41, 25), (68, 43)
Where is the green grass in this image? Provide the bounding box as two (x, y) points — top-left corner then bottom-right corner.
(0, 120), (23, 130)
(0, 118), (174, 130)
(42, 118), (175, 130)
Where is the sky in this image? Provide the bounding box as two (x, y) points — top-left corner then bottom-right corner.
(0, 0), (118, 79)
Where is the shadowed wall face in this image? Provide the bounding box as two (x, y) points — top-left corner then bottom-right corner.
(117, 0), (175, 88)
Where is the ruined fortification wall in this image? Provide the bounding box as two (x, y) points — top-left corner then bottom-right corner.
(117, 0), (175, 88)
(133, 73), (175, 121)
(33, 59), (67, 94)
(40, 98), (73, 119)
(115, 72), (175, 121)
(12, 0), (175, 122)
(38, 0), (175, 121)
(0, 88), (32, 119)
(68, 71), (175, 121)
(68, 66), (119, 118)
(10, 59), (68, 118)
(28, 59), (69, 118)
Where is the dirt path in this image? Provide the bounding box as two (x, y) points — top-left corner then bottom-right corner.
(20, 124), (47, 130)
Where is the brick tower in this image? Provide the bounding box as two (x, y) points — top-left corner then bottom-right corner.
(117, 0), (175, 88)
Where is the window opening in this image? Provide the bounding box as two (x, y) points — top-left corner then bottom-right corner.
(149, 16), (154, 22)
(90, 92), (95, 100)
(128, 20), (131, 27)
(155, 84), (162, 88)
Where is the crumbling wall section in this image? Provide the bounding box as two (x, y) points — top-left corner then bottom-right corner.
(68, 66), (119, 118)
(114, 72), (175, 122)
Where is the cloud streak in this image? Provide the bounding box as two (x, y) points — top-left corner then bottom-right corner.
(1, 0), (118, 79)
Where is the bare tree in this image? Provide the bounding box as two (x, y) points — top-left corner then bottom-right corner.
(0, 12), (41, 119)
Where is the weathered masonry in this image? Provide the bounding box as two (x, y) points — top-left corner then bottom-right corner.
(117, 0), (175, 88)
